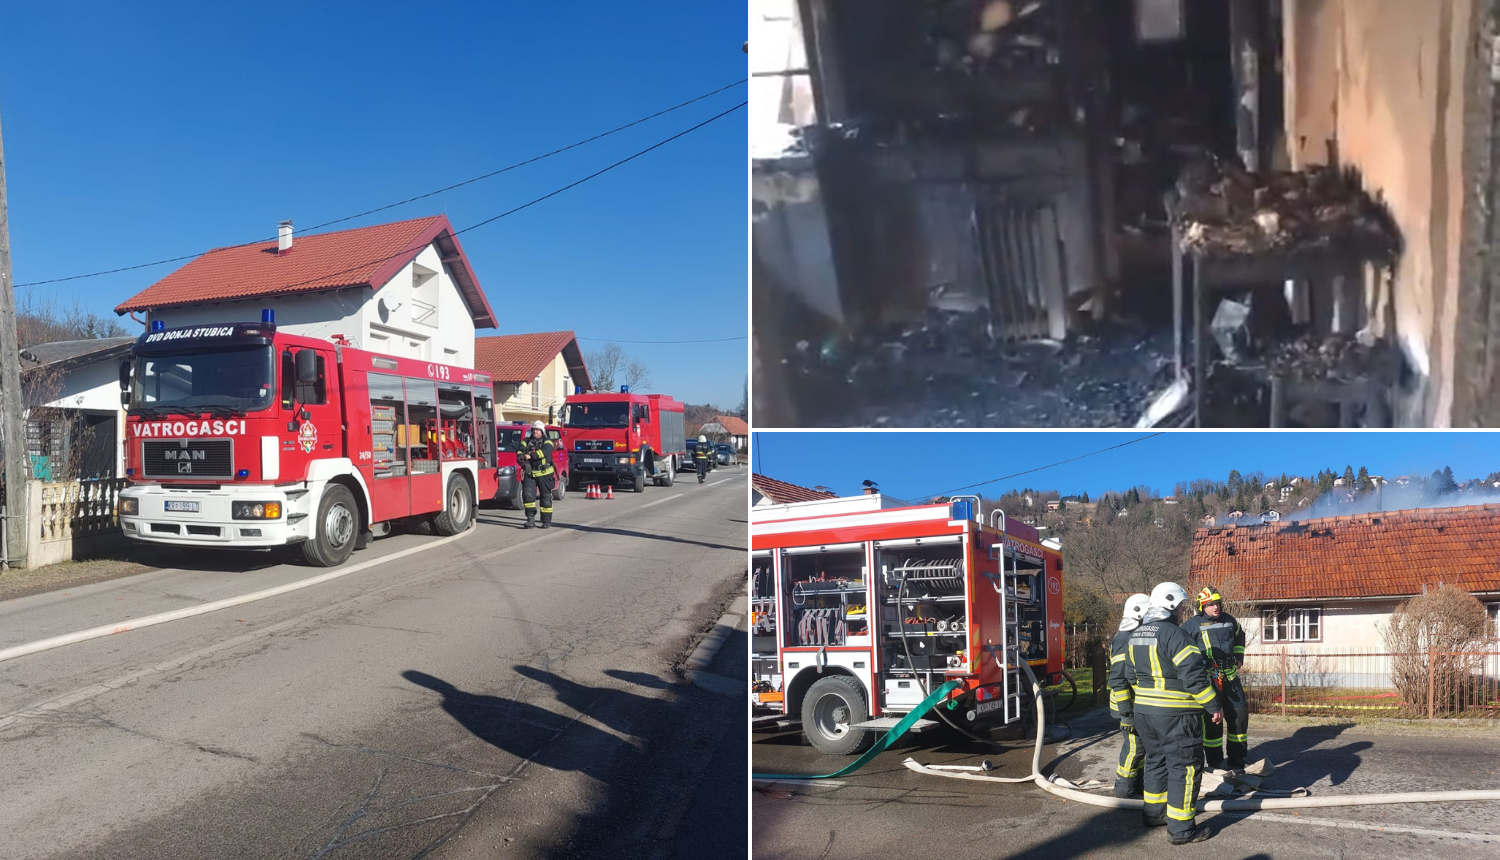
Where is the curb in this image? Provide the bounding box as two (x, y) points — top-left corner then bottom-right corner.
(684, 595), (745, 697)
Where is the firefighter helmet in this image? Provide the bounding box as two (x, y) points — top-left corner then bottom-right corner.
(1150, 581), (1189, 612)
(531, 420), (545, 431)
(1123, 593), (1150, 623)
(1197, 585), (1224, 611)
(698, 435), (708, 443)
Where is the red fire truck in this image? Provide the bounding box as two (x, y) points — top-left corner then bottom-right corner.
(561, 388), (686, 493)
(117, 317), (498, 567)
(750, 493), (1065, 754)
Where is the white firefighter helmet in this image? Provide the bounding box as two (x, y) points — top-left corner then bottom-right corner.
(1123, 593), (1150, 623)
(1150, 581), (1189, 612)
(531, 420), (545, 431)
(698, 435), (708, 443)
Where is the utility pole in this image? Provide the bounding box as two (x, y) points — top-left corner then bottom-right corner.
(0, 97), (30, 569)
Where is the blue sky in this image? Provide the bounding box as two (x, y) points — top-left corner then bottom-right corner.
(0, 2), (746, 406)
(753, 431), (1500, 501)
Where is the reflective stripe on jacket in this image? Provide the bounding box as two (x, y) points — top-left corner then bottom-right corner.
(1108, 617), (1221, 718)
(517, 436), (556, 478)
(1182, 612), (1246, 682)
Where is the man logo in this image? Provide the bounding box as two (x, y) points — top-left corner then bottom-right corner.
(178, 461), (193, 474)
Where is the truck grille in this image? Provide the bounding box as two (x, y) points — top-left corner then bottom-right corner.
(142, 439), (234, 479)
(575, 439), (614, 451)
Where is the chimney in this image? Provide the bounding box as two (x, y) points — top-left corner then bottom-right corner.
(278, 220), (293, 254)
(863, 486), (877, 495)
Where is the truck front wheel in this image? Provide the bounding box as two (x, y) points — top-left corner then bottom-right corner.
(303, 484), (358, 567)
(802, 676), (874, 755)
(432, 475), (474, 536)
(553, 474), (566, 501)
(633, 470), (646, 493)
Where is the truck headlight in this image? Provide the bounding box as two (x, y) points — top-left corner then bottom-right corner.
(232, 501), (282, 520)
(119, 497), (139, 516)
(497, 466), (515, 477)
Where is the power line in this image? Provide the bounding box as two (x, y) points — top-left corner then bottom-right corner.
(14, 79), (747, 289)
(916, 433), (1166, 500)
(254, 101), (745, 297)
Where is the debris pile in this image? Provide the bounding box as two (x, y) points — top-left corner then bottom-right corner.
(1173, 161), (1399, 260)
(924, 0), (1057, 77)
(1263, 335), (1399, 384)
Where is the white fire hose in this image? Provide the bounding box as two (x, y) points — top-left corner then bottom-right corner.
(904, 659), (1500, 812)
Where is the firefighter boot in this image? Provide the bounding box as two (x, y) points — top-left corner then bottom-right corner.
(1168, 826), (1213, 845)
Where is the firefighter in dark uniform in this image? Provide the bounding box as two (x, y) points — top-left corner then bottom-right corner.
(1109, 581), (1221, 845)
(516, 420), (555, 529)
(693, 434), (712, 483)
(1181, 585), (1250, 770)
(1109, 593), (1151, 798)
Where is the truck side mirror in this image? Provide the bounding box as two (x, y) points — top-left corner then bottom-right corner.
(119, 360), (131, 407)
(295, 349), (319, 384)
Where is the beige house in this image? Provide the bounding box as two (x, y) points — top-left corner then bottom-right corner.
(474, 331), (591, 425)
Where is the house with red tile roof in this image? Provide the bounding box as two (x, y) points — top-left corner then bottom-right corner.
(473, 331), (590, 424)
(697, 415), (749, 450)
(752, 474), (837, 507)
(1190, 504), (1500, 650)
(116, 216), (494, 368)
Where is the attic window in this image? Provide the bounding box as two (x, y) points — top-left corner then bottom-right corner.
(411, 261), (439, 328)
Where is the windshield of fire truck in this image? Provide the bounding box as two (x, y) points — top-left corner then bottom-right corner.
(562, 402), (629, 428)
(130, 346), (276, 414)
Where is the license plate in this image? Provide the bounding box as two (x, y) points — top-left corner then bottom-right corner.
(164, 500), (200, 513)
(582, 457), (604, 464)
(974, 699), (1005, 715)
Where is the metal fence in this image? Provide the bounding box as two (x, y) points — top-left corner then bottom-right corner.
(1241, 645), (1500, 719)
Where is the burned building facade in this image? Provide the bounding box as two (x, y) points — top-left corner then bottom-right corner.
(753, 0), (1500, 428)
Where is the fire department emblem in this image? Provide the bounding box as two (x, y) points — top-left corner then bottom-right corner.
(298, 421), (318, 454)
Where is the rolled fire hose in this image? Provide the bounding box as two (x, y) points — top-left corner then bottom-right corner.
(904, 659), (1500, 812)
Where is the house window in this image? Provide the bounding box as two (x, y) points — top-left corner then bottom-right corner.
(532, 376), (541, 410)
(1262, 608), (1322, 643)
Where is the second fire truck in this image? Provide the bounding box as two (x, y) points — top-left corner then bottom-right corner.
(751, 491), (1066, 754)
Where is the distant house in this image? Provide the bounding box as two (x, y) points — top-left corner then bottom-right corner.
(1279, 485), (1294, 502)
(698, 415), (750, 450)
(1201, 513), (1216, 525)
(1046, 500), (1061, 511)
(1289, 476), (1303, 486)
(1116, 508), (1129, 517)
(1191, 505), (1500, 652)
(1225, 510), (1245, 520)
(17, 337), (135, 480)
(1023, 494), (1035, 508)
(1333, 478), (1346, 487)
(752, 474), (838, 508)
(1162, 496), (1180, 505)
(1264, 481), (1277, 491)
(115, 216), (495, 368)
(473, 331), (591, 425)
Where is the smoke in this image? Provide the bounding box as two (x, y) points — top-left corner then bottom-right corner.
(1281, 481), (1500, 523)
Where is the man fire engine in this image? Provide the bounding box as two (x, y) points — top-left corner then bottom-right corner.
(1181, 585), (1249, 770)
(1110, 581), (1221, 845)
(1109, 592), (1150, 798)
(116, 315), (498, 567)
(516, 420), (556, 529)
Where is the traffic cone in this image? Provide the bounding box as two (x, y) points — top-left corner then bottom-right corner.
(605, 485), (614, 500)
(588, 484), (597, 500)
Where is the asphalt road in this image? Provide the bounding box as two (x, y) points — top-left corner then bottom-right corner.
(0, 468), (748, 860)
(752, 701), (1500, 859)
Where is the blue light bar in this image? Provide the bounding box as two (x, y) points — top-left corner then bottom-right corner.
(236, 469), (250, 479)
(619, 385), (629, 393)
(261, 309), (274, 324)
(150, 320), (165, 332)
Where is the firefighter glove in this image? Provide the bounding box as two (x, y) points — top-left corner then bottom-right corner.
(1119, 718), (1134, 736)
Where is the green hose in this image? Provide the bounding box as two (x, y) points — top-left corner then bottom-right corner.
(752, 679), (962, 780)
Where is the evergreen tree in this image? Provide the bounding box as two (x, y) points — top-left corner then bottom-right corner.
(1342, 465), (1355, 485)
(1437, 466), (1459, 494)
(1357, 466), (1370, 490)
(1082, 490), (1090, 503)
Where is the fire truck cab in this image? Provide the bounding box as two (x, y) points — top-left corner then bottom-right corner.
(117, 317), (498, 566)
(751, 493), (1065, 754)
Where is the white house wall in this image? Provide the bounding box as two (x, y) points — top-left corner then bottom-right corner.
(144, 244), (478, 369)
(40, 362), (128, 477)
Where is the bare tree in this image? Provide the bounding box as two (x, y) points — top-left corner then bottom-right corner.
(584, 343), (652, 393)
(1381, 586), (1491, 716)
(16, 293), (128, 347)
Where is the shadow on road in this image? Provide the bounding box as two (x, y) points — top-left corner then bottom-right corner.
(401, 669), (648, 785)
(1243, 722), (1371, 787)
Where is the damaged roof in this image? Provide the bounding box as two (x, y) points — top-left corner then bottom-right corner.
(20, 337), (135, 372)
(1190, 504), (1500, 603)
(752, 474), (837, 505)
